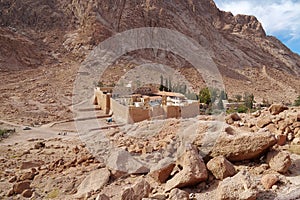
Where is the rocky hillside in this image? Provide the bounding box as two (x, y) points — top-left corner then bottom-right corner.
(1, 105), (300, 199)
(0, 0), (300, 124)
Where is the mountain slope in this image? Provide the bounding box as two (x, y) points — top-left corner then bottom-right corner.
(0, 0), (299, 124)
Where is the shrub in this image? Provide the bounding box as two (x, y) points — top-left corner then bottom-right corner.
(294, 95), (300, 106)
(236, 105), (248, 113)
(244, 93), (254, 109)
(199, 87), (211, 105)
(0, 129), (15, 139)
(234, 94), (242, 102)
(47, 189), (59, 199)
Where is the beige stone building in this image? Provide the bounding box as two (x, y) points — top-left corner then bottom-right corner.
(94, 86), (200, 124)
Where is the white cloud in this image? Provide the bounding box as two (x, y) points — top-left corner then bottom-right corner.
(214, 0), (300, 41)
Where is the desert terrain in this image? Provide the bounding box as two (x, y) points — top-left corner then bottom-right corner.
(1, 0), (300, 199)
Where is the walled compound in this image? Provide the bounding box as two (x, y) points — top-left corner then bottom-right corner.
(93, 85), (200, 123)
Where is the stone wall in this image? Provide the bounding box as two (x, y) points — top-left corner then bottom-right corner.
(110, 98), (129, 123)
(94, 90), (111, 114)
(128, 107), (151, 124)
(181, 102), (199, 118)
(151, 106), (166, 120)
(164, 105), (181, 119)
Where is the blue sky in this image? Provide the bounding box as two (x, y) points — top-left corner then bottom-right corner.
(214, 0), (300, 55)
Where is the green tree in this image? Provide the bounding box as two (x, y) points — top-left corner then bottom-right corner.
(244, 93), (254, 109)
(160, 75), (163, 86)
(199, 87), (211, 105)
(165, 79), (168, 91)
(294, 95), (300, 106)
(235, 94), (242, 102)
(168, 77), (172, 92)
(210, 88), (218, 103)
(183, 84), (187, 95)
(160, 74), (164, 90)
(217, 98), (224, 110)
(220, 90), (227, 100)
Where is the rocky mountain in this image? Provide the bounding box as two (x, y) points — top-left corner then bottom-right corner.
(0, 0), (299, 124)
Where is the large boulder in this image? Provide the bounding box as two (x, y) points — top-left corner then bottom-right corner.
(268, 104), (288, 115)
(211, 131), (277, 161)
(207, 156), (236, 180)
(121, 179), (151, 200)
(75, 168), (110, 198)
(165, 146), (208, 191)
(149, 157), (175, 183)
(216, 171), (258, 200)
(107, 149), (150, 178)
(266, 150), (291, 173)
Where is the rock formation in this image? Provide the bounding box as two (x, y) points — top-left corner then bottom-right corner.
(0, 0), (299, 124)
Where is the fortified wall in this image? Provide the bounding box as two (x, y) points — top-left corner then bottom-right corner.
(93, 87), (200, 124)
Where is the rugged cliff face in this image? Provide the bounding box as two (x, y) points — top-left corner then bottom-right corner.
(0, 0), (299, 124)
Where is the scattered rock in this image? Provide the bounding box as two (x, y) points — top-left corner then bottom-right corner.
(169, 188), (189, 200)
(267, 150), (291, 173)
(19, 170), (36, 181)
(20, 160), (44, 170)
(230, 113), (242, 121)
(224, 126), (237, 135)
(7, 188), (14, 197)
(211, 131), (277, 161)
(151, 193), (167, 200)
(216, 171), (258, 200)
(226, 113), (241, 124)
(77, 154), (93, 165)
(34, 142), (45, 149)
(165, 146), (207, 191)
(276, 134), (287, 146)
(96, 194), (110, 200)
(261, 174), (279, 189)
(73, 146), (80, 154)
(22, 189), (33, 198)
(297, 113), (300, 122)
(121, 179), (151, 200)
(107, 149), (149, 178)
(13, 180), (31, 194)
(75, 168), (110, 198)
(207, 156), (236, 180)
(149, 157), (175, 183)
(269, 104), (288, 115)
(252, 110), (261, 117)
(257, 117), (272, 128)
(9, 176), (17, 183)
